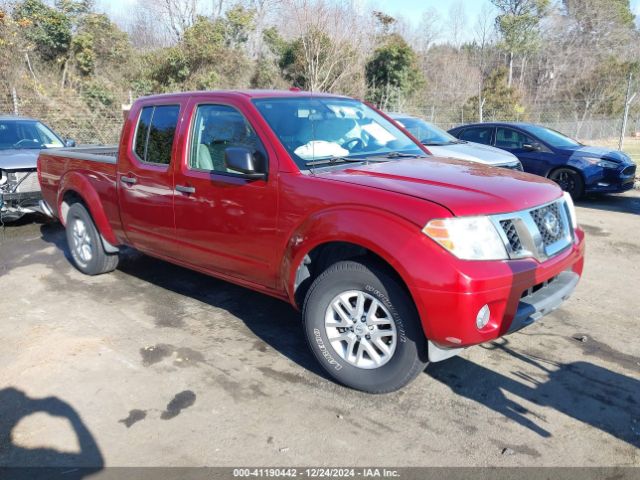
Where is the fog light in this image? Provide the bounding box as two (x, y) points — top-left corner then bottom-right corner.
(476, 304), (490, 330)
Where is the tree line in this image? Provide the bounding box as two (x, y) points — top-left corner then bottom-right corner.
(0, 0), (638, 135)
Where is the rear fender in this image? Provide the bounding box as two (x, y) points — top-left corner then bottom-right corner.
(56, 171), (118, 246)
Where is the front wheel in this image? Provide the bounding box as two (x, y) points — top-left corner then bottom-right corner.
(549, 168), (584, 200)
(302, 260), (428, 393)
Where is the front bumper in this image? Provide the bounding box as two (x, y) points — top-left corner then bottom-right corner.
(507, 270), (580, 333)
(0, 169), (43, 220)
(413, 228), (585, 361)
(585, 163), (636, 193)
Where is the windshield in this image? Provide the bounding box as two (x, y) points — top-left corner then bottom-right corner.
(523, 125), (581, 149)
(393, 117), (458, 146)
(253, 97), (425, 169)
(0, 120), (64, 150)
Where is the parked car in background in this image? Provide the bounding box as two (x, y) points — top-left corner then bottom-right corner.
(390, 114), (523, 171)
(38, 90), (584, 393)
(448, 122), (637, 199)
(0, 116), (75, 222)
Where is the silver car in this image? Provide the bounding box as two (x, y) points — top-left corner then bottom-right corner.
(0, 116), (75, 222)
(390, 114), (523, 170)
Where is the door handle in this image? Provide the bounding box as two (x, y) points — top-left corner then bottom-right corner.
(121, 176), (137, 185)
(176, 185), (196, 194)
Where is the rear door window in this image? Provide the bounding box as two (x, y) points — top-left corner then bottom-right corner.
(133, 105), (180, 165)
(459, 126), (494, 145)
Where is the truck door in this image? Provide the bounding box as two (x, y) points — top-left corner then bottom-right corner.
(172, 98), (279, 288)
(118, 103), (182, 258)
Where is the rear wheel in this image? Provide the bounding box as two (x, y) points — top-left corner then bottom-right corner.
(302, 260), (428, 393)
(549, 168), (584, 200)
(66, 202), (119, 275)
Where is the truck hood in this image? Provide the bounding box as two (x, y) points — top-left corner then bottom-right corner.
(318, 157), (561, 217)
(557, 145), (632, 164)
(427, 142), (519, 166)
(0, 149), (40, 170)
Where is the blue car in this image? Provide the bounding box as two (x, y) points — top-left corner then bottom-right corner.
(448, 122), (637, 199)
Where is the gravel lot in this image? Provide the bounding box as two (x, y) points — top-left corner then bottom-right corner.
(0, 191), (639, 469)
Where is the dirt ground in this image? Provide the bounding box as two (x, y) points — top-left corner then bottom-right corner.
(0, 191), (639, 469)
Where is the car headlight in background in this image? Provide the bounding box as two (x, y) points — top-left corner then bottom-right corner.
(0, 170), (7, 186)
(583, 157), (619, 169)
(563, 192), (578, 229)
(423, 216), (508, 260)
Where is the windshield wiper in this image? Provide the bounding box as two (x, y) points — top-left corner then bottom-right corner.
(305, 156), (355, 167)
(305, 156), (391, 167)
(382, 152), (425, 159)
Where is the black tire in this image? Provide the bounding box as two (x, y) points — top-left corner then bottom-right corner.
(548, 168), (584, 200)
(302, 260), (428, 393)
(65, 202), (119, 275)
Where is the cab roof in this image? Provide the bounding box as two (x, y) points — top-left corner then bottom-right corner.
(136, 89), (353, 102)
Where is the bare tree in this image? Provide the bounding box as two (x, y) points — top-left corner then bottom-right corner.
(126, 4), (173, 50)
(246, 0), (282, 57)
(416, 7), (442, 52)
(143, 0), (201, 41)
(281, 0), (369, 94)
(446, 1), (467, 48)
(473, 4), (497, 121)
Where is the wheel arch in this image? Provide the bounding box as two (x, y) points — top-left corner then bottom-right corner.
(546, 164), (585, 182)
(56, 172), (119, 247)
(282, 207), (427, 312)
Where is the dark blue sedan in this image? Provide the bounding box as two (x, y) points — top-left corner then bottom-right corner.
(448, 122), (637, 199)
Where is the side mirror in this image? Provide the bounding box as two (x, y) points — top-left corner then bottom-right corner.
(522, 143), (540, 151)
(224, 147), (266, 180)
(64, 139), (77, 148)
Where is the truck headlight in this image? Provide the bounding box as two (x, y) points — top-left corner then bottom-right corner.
(563, 192), (578, 229)
(584, 157), (618, 169)
(423, 216), (508, 260)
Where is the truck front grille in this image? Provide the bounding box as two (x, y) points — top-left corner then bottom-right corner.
(500, 219), (522, 252)
(493, 198), (573, 261)
(530, 202), (565, 247)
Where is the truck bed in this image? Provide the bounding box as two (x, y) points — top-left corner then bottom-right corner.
(46, 146), (119, 163)
(38, 145), (123, 242)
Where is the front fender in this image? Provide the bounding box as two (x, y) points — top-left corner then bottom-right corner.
(281, 204), (451, 310)
(57, 171), (118, 246)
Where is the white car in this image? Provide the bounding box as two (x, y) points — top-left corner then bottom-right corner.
(390, 114), (523, 170)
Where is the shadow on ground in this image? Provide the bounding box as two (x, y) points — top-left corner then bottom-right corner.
(427, 339), (640, 447)
(39, 222), (329, 383)
(0, 388), (103, 479)
(576, 191), (640, 215)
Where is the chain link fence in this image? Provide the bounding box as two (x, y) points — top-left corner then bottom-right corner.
(0, 88), (127, 145)
(405, 103), (640, 144)
(1, 89), (639, 161)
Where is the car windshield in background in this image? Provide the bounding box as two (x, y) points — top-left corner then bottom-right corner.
(253, 97), (425, 170)
(523, 125), (581, 149)
(395, 117), (459, 146)
(0, 120), (64, 150)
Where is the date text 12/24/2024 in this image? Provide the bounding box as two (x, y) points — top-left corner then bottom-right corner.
(233, 468), (400, 478)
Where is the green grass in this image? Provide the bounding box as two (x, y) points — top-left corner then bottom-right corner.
(588, 138), (640, 165)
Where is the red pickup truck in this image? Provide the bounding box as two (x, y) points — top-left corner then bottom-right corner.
(38, 90), (585, 393)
